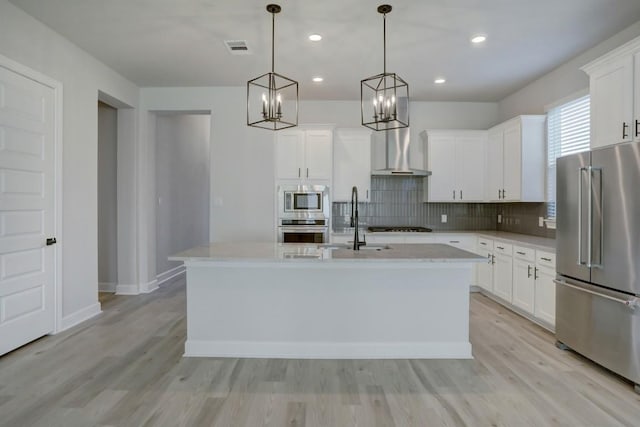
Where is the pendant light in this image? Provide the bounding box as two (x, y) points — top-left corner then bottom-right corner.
(247, 4), (298, 130)
(361, 4), (409, 131)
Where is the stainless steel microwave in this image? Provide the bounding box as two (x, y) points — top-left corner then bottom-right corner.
(278, 184), (330, 218)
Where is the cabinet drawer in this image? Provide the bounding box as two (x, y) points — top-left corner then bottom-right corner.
(438, 235), (475, 251)
(493, 242), (513, 255)
(477, 237), (494, 250)
(513, 245), (535, 262)
(536, 250), (556, 268)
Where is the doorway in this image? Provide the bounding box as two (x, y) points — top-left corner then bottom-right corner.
(153, 112), (211, 285)
(97, 102), (118, 297)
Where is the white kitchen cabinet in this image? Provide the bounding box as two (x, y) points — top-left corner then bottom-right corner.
(512, 246), (536, 314)
(476, 238), (494, 293)
(581, 36), (640, 148)
(333, 129), (372, 202)
(486, 116), (546, 202)
(275, 128), (333, 182)
(437, 235), (476, 252)
(424, 130), (486, 202)
(492, 243), (513, 302)
(534, 250), (556, 327)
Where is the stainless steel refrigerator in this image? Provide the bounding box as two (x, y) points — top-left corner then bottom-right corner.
(556, 140), (640, 391)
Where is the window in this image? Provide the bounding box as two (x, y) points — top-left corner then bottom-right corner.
(547, 94), (591, 218)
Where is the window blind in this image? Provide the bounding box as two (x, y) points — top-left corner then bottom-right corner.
(547, 94), (591, 218)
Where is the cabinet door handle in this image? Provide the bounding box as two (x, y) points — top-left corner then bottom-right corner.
(498, 189), (501, 200)
(306, 168), (309, 178)
(541, 257), (552, 262)
(453, 190), (456, 200)
(534, 267), (539, 280)
(635, 120), (640, 138)
(623, 122), (629, 139)
(491, 254), (496, 265)
(516, 251), (526, 255)
(366, 189), (369, 200)
(487, 254), (492, 264)
(502, 189), (506, 199)
(460, 190), (463, 200)
(449, 240), (460, 243)
(497, 246), (505, 250)
(298, 168), (301, 178)
(480, 242), (487, 246)
(527, 265), (532, 278)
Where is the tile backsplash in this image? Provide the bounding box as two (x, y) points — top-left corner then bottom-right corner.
(332, 176), (555, 238)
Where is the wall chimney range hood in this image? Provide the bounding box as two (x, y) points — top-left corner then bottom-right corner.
(371, 127), (431, 177)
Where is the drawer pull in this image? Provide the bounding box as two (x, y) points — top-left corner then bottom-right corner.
(449, 240), (460, 243)
(541, 257), (552, 262)
(516, 251), (526, 255)
(497, 246), (505, 250)
(480, 242), (487, 246)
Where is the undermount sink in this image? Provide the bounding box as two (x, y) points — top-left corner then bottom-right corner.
(318, 243), (391, 251)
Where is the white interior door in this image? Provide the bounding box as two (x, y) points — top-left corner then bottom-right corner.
(0, 66), (56, 356)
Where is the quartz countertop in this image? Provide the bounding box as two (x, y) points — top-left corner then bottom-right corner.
(331, 230), (555, 251)
(169, 242), (485, 263)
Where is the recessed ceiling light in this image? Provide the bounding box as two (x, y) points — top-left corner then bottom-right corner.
(434, 78), (446, 84)
(312, 77), (324, 83)
(471, 35), (487, 44)
(309, 34), (322, 41)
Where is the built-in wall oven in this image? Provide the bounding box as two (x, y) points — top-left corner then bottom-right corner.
(277, 184), (329, 243)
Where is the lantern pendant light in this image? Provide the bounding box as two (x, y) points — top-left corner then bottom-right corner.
(247, 4), (298, 130)
(361, 4), (409, 131)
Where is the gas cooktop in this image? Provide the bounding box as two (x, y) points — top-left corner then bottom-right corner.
(367, 226), (433, 233)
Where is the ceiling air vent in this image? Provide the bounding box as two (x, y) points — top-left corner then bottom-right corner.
(224, 40), (251, 55)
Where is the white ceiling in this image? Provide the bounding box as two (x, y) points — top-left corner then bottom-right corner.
(9, 0), (640, 101)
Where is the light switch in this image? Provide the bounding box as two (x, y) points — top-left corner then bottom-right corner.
(497, 214), (502, 224)
(441, 214), (447, 223)
(539, 216), (544, 227)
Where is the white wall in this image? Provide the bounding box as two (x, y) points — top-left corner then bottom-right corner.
(97, 102), (118, 288)
(498, 20), (640, 121)
(0, 0), (139, 323)
(142, 89), (499, 243)
(155, 113), (210, 276)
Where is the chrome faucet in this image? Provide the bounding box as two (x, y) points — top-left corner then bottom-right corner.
(350, 186), (366, 250)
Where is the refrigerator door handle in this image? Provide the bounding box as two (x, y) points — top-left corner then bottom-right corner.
(591, 166), (603, 269)
(587, 165), (593, 268)
(554, 279), (639, 309)
(577, 167), (587, 266)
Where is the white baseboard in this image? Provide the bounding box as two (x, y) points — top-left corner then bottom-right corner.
(156, 265), (185, 286)
(59, 303), (102, 332)
(470, 285), (482, 293)
(98, 282), (116, 293)
(184, 340), (473, 359)
(115, 283), (139, 295)
(140, 279), (158, 294)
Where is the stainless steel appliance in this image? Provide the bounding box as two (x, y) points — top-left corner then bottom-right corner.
(556, 141), (640, 392)
(277, 184), (329, 243)
(367, 226), (432, 232)
(371, 127), (432, 176)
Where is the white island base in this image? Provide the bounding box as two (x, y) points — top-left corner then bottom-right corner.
(176, 244), (479, 359)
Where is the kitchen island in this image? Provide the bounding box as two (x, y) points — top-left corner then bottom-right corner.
(170, 242), (484, 359)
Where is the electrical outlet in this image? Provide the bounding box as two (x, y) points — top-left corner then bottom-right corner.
(539, 216), (544, 227)
(497, 214), (502, 224)
(441, 214), (447, 223)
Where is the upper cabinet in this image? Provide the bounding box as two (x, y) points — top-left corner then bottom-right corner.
(333, 128), (372, 202)
(275, 128), (333, 182)
(486, 115), (546, 202)
(582, 36), (640, 148)
(423, 130), (486, 202)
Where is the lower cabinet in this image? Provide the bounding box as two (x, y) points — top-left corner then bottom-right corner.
(474, 238), (556, 330)
(534, 252), (557, 326)
(492, 243), (513, 302)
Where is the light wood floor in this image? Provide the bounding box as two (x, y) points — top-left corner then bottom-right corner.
(1, 280), (639, 427)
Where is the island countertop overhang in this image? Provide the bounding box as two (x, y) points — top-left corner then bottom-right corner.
(169, 242), (485, 264)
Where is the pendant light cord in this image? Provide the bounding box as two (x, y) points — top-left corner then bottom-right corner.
(383, 12), (386, 75)
(271, 11), (275, 73)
